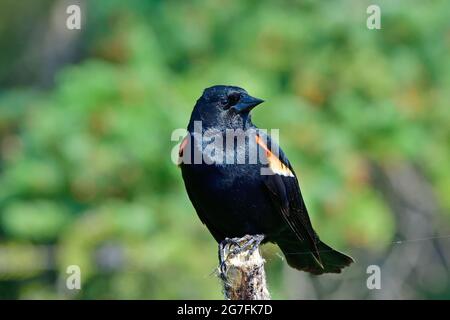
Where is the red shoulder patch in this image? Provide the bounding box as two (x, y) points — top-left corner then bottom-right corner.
(255, 135), (294, 177)
(178, 135), (189, 166)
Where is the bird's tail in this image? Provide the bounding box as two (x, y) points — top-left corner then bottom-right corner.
(277, 237), (354, 275)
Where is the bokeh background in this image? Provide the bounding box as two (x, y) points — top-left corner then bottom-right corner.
(0, 0), (449, 299)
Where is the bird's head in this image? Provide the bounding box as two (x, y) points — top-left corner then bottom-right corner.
(189, 85), (264, 131)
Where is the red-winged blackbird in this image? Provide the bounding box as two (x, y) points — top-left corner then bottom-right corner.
(180, 85), (353, 274)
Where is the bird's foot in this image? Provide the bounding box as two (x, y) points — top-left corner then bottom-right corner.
(218, 234), (265, 274)
(237, 234), (265, 255)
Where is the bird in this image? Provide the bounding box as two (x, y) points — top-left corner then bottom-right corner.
(179, 85), (353, 274)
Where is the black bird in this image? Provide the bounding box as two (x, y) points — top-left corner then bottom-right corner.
(179, 85), (353, 274)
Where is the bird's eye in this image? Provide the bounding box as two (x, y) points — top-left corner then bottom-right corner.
(227, 92), (241, 106)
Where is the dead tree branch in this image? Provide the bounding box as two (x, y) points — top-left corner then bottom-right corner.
(218, 235), (270, 300)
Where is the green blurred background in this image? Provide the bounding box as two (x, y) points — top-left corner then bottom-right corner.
(0, 0), (449, 299)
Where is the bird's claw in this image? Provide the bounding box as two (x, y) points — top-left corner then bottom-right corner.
(218, 234), (265, 274)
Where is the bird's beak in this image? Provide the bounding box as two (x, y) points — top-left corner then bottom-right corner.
(232, 94), (264, 113)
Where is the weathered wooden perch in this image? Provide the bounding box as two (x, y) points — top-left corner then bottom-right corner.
(218, 234), (270, 300)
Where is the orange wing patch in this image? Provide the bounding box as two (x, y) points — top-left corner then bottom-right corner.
(255, 135), (294, 177)
(178, 135), (189, 166)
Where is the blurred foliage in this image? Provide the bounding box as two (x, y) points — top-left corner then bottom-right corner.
(0, 0), (449, 299)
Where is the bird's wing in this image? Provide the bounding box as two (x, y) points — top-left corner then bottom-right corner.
(179, 134), (224, 242)
(182, 178), (225, 242)
(177, 135), (189, 166)
(255, 132), (322, 265)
